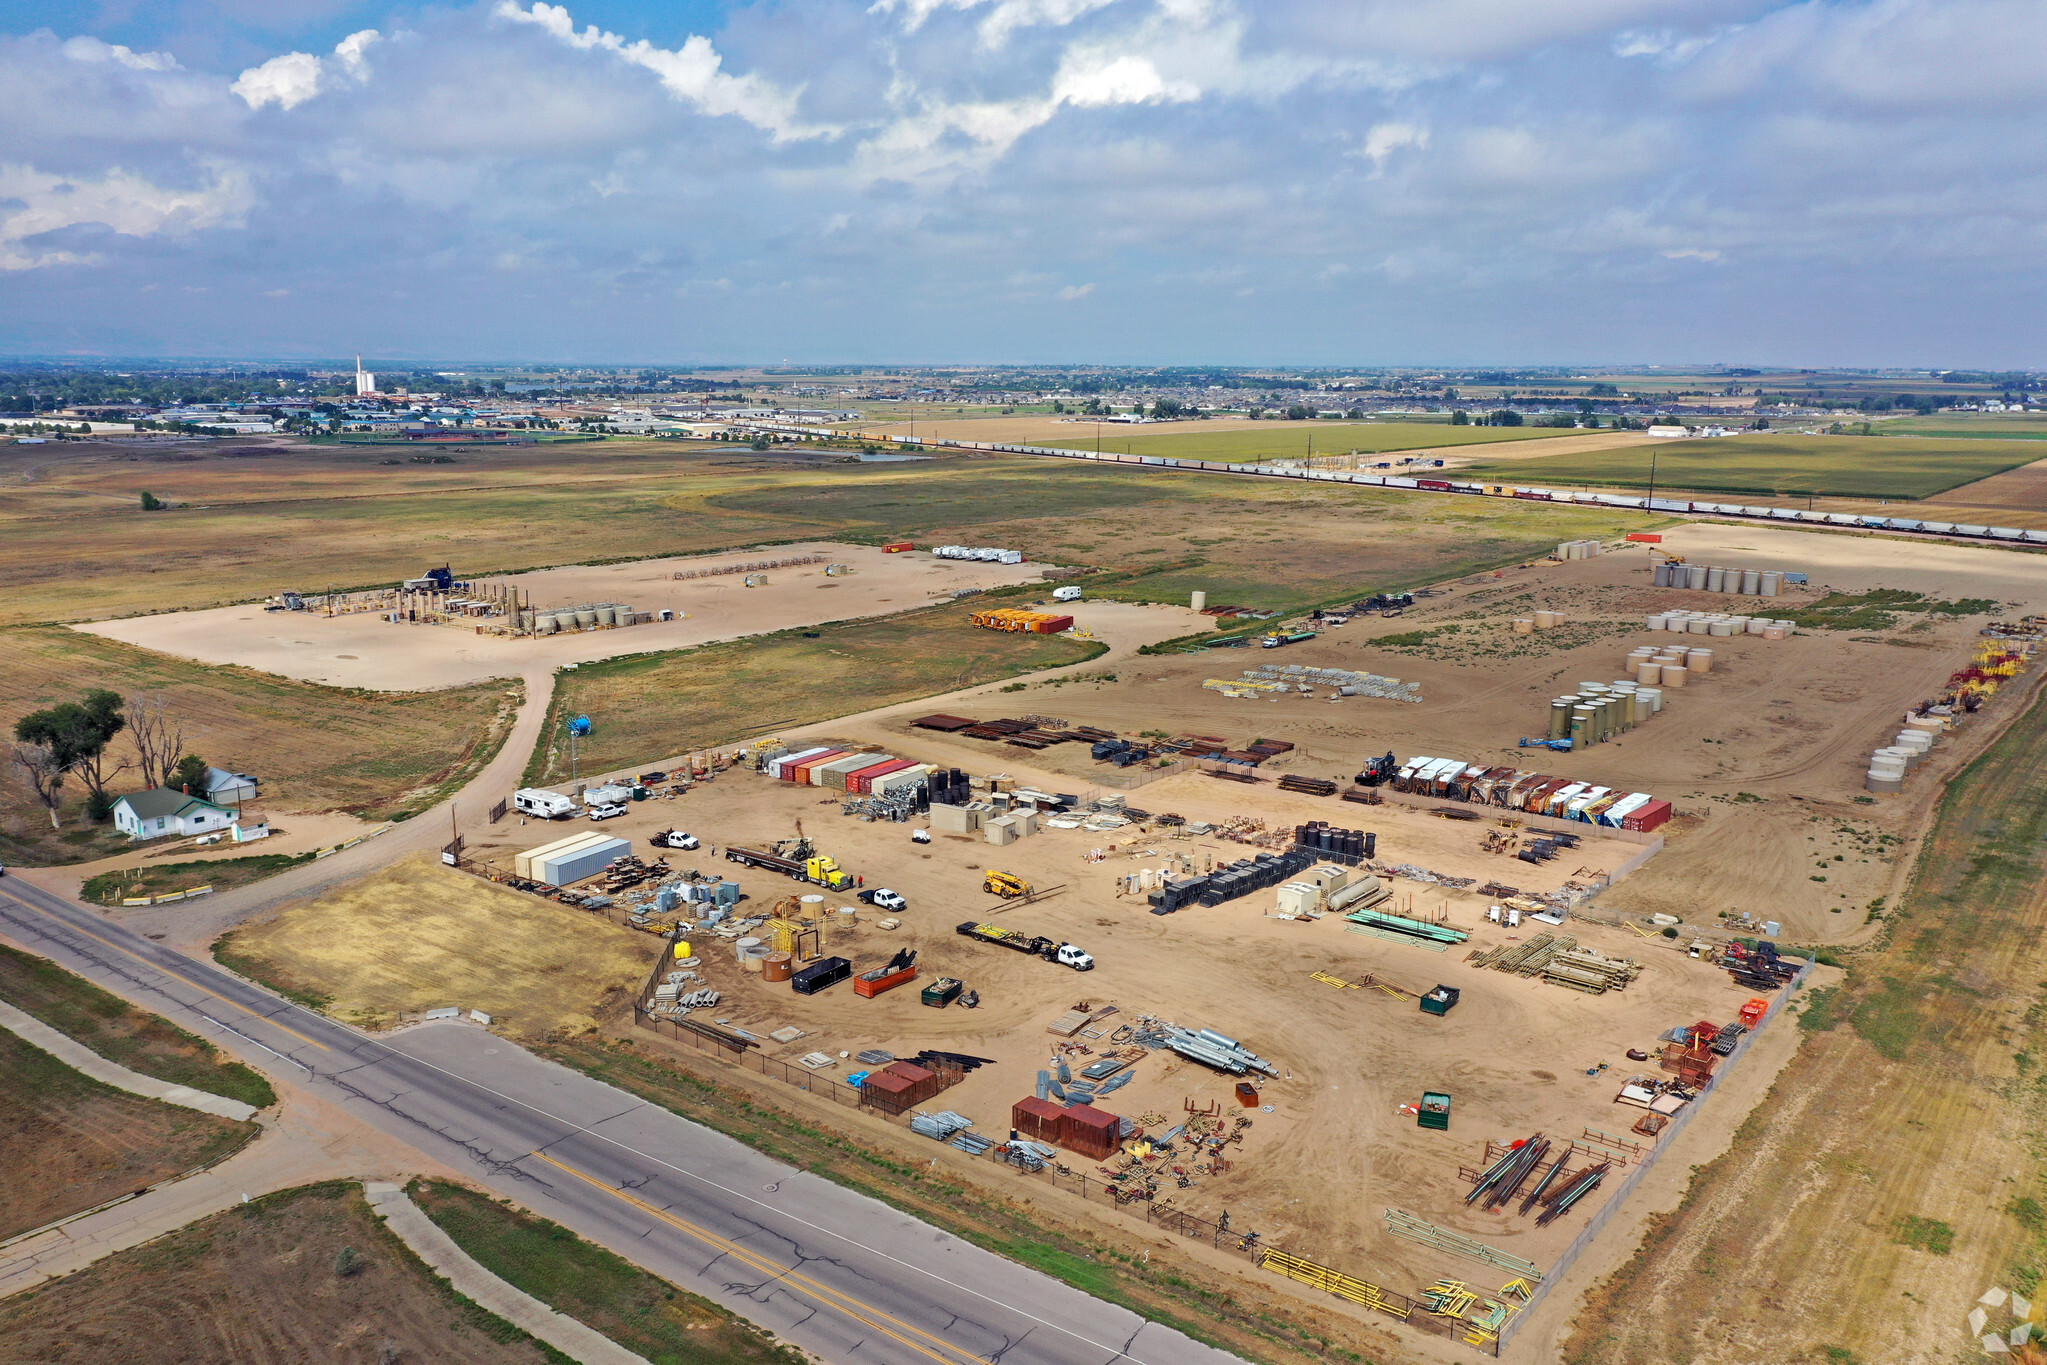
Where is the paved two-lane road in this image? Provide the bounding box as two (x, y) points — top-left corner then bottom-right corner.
(0, 874), (1245, 1365)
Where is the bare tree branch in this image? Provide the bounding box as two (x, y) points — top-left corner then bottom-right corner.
(126, 692), (185, 791)
(12, 742), (65, 830)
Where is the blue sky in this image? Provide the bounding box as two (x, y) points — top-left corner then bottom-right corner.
(1, 0), (2042, 366)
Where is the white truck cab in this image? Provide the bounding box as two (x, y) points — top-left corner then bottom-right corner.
(514, 788), (577, 819)
(1055, 943), (1094, 971)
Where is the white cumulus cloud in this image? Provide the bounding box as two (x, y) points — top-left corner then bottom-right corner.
(231, 30), (382, 111)
(495, 2), (828, 141)
(0, 163), (252, 269)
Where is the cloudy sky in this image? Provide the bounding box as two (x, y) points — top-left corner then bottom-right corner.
(0, 0), (2040, 365)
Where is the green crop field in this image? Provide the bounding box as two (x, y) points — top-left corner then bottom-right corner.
(1031, 421), (1572, 462)
(1457, 434), (2040, 500)
(1882, 412), (2047, 441)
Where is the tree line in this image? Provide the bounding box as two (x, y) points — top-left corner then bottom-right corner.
(11, 690), (206, 829)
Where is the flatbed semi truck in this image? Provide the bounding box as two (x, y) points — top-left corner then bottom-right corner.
(724, 846), (856, 891)
(954, 921), (1093, 970)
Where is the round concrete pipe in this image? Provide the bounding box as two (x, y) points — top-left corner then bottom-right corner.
(1706, 566), (1726, 592)
(1741, 569), (1762, 594)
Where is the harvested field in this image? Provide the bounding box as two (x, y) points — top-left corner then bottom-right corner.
(1560, 673), (2047, 1365)
(0, 942), (274, 1107)
(1925, 456), (2047, 510)
(1884, 412), (2047, 439)
(1024, 421), (1578, 461)
(0, 626), (522, 866)
(0, 1027), (256, 1239)
(708, 460), (1659, 612)
(0, 436), (821, 626)
(1458, 433), (2040, 500)
(215, 854), (658, 1038)
(409, 1179), (807, 1365)
(527, 598), (1107, 784)
(0, 1181), (560, 1364)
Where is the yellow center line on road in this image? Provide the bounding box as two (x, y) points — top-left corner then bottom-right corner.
(529, 1150), (980, 1365)
(0, 888), (331, 1052)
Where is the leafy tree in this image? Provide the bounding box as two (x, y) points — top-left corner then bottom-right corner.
(14, 690), (129, 811)
(1150, 398), (1186, 419)
(172, 753), (210, 794)
(139, 491), (165, 510)
(1488, 410), (1523, 427)
(1284, 404), (1313, 420)
(1450, 409), (1469, 425)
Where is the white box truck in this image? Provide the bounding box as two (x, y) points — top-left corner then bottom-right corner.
(514, 788), (577, 819)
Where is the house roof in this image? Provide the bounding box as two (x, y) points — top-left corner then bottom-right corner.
(116, 788), (231, 821)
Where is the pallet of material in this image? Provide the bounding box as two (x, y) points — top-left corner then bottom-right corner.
(1278, 775), (1338, 797)
(1341, 786), (1383, 806)
(1072, 726), (1118, 741)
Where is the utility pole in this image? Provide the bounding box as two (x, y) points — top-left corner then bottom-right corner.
(1647, 444), (1659, 511)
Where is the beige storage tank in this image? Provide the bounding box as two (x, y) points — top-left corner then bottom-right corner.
(1708, 620), (1733, 637)
(596, 605), (617, 627)
(1761, 626), (1786, 639)
(1533, 610), (1559, 629)
(1191, 590), (1207, 610)
(1513, 617), (1534, 634)
(1660, 661), (1687, 688)
(1687, 648), (1714, 673)
(1550, 699), (1574, 739)
(575, 608), (598, 628)
(1636, 662), (1662, 685)
(1706, 567), (1726, 592)
(1685, 618), (1710, 634)
(1746, 618), (1768, 635)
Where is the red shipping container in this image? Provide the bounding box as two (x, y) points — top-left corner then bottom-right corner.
(848, 758), (916, 794)
(1059, 1105), (1122, 1161)
(883, 542), (915, 553)
(1621, 798), (1672, 833)
(1011, 1097), (1066, 1144)
(1030, 614), (1074, 634)
(1626, 533), (1663, 543)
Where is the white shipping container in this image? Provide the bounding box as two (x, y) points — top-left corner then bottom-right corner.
(539, 836), (631, 886)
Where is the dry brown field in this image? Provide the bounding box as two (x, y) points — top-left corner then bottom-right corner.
(0, 626), (521, 866)
(0, 1026), (256, 1239)
(1561, 671), (2047, 1365)
(217, 854), (659, 1037)
(0, 1181), (557, 1364)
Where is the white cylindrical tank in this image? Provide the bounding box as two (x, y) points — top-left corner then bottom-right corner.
(1741, 569), (1762, 594)
(1708, 620), (1733, 637)
(1638, 686), (1663, 712)
(1760, 571), (1782, 596)
(1191, 590), (1208, 610)
(1706, 566), (1726, 592)
(1686, 618), (1711, 634)
(1686, 564), (1709, 589)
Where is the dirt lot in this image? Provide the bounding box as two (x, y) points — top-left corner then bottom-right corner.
(0, 626), (520, 866)
(1561, 672), (2047, 1365)
(0, 1181), (557, 1364)
(856, 520), (2047, 946)
(81, 543), (1047, 692)
(0, 1027), (257, 1239)
(215, 854), (660, 1038)
(450, 760), (1742, 1297)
